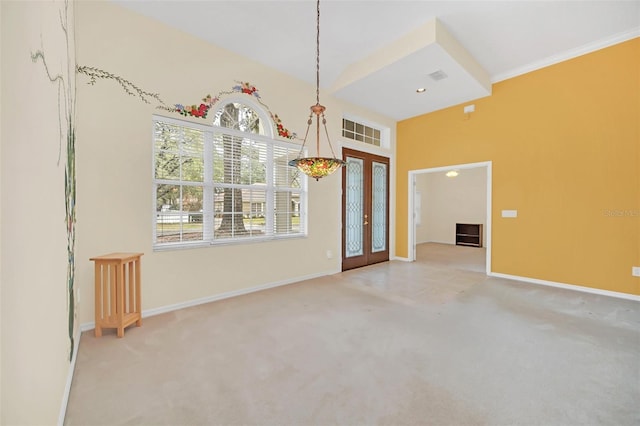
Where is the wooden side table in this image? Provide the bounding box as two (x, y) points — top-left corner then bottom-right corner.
(90, 253), (143, 338)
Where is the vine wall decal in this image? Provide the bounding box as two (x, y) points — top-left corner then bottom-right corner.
(74, 69), (298, 139)
(76, 65), (167, 106)
(31, 0), (77, 361)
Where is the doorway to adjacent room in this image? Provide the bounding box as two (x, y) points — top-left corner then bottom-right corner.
(408, 161), (492, 274)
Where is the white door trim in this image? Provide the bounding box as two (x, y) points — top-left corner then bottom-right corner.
(407, 161), (492, 274)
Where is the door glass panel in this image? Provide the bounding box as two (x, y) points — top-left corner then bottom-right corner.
(345, 157), (364, 258)
(371, 161), (387, 253)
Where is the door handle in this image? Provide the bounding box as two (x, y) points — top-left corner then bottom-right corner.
(364, 214), (368, 225)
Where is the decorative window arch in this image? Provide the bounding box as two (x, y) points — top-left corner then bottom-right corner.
(165, 82), (296, 140)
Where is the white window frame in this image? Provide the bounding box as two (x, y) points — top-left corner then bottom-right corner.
(152, 108), (307, 251)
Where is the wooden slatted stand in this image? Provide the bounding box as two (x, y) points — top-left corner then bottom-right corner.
(90, 253), (143, 338)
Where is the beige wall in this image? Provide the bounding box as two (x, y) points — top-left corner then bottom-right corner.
(74, 1), (395, 325)
(1, 2), (3, 419)
(1, 1), (74, 424)
(415, 167), (487, 245)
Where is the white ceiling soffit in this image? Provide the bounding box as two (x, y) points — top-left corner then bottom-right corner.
(329, 18), (492, 120)
(109, 1), (640, 122)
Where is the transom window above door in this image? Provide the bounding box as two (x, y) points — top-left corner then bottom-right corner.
(342, 118), (381, 147)
(341, 116), (390, 151)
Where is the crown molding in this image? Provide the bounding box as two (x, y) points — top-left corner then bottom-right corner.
(491, 29), (640, 83)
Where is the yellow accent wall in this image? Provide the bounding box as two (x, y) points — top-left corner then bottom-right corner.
(396, 38), (640, 296)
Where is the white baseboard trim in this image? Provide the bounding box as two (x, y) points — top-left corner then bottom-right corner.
(58, 327), (82, 426)
(489, 272), (640, 302)
(80, 269), (339, 332)
(392, 256), (412, 262)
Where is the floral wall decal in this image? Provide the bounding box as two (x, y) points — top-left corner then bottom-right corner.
(160, 81), (297, 139)
(272, 113), (294, 139)
(234, 81), (260, 97)
(173, 94), (217, 119)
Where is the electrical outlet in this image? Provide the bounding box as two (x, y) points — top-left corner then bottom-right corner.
(632, 266), (640, 277)
(326, 250), (333, 259)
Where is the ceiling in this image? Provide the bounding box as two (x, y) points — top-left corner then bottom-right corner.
(112, 1), (639, 120)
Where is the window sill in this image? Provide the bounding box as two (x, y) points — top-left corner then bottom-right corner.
(153, 233), (308, 252)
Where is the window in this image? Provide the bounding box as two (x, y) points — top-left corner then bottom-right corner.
(153, 102), (306, 249)
(342, 118), (381, 147)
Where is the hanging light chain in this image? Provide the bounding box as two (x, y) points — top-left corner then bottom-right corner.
(315, 0), (337, 159)
(316, 0), (321, 105)
(322, 112), (339, 158)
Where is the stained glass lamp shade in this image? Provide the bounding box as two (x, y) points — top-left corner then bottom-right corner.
(290, 157), (346, 181)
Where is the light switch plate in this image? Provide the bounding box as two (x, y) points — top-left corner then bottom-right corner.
(632, 266), (640, 277)
(502, 210), (518, 218)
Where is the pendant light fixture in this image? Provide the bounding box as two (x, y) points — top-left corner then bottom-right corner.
(288, 0), (346, 181)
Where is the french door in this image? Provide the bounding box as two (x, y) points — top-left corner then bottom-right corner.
(342, 148), (390, 271)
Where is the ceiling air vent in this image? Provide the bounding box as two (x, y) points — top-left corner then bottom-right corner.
(428, 69), (448, 81)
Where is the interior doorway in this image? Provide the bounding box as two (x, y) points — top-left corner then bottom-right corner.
(342, 148), (390, 271)
(408, 161), (492, 274)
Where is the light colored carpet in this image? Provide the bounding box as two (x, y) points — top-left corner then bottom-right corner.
(65, 243), (640, 425)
